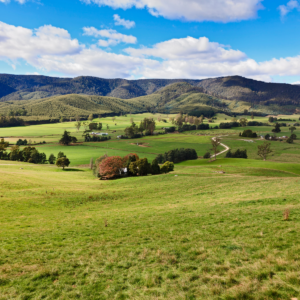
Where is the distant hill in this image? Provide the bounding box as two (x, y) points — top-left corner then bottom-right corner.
(0, 74), (200, 101)
(1, 74), (300, 116)
(197, 76), (300, 108)
(0, 82), (288, 119)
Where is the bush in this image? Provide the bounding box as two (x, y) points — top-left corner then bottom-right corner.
(203, 151), (211, 159)
(226, 149), (247, 158)
(160, 161), (174, 174)
(241, 129), (257, 138)
(286, 137), (294, 144)
(265, 134), (270, 140)
(291, 133), (297, 140)
(219, 122), (240, 129)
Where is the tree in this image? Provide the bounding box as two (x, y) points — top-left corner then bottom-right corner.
(239, 118), (248, 127)
(88, 114), (93, 121)
(272, 123), (281, 133)
(286, 137), (294, 144)
(257, 142), (272, 161)
(99, 156), (123, 179)
(49, 154), (56, 164)
(57, 151), (66, 159)
(151, 159), (160, 175)
(125, 122), (139, 137)
(0, 138), (9, 154)
(265, 134), (270, 140)
(56, 157), (70, 170)
(75, 121), (81, 131)
(211, 137), (221, 160)
(89, 123), (98, 130)
(289, 126), (296, 134)
(251, 113), (254, 120)
(59, 131), (76, 146)
(291, 133), (297, 140)
(269, 116), (274, 123)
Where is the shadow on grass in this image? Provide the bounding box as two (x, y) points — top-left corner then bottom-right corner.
(58, 168), (85, 172)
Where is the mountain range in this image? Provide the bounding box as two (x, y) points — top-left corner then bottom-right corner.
(0, 74), (300, 117)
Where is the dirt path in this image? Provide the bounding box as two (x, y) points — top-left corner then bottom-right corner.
(211, 137), (230, 158)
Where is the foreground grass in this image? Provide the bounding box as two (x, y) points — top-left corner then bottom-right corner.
(1, 159), (300, 299)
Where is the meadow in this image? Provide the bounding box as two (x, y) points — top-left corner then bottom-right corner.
(1, 113), (300, 299)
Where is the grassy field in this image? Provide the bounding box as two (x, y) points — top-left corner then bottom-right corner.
(1, 159), (300, 299)
(1, 113), (300, 299)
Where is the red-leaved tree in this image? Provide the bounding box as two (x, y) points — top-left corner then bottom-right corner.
(99, 156), (123, 179)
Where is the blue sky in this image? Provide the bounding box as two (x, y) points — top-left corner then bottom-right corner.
(0, 0), (300, 83)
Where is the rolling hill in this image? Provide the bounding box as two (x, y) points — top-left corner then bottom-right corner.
(1, 74), (300, 117)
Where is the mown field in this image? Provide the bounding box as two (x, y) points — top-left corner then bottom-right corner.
(1, 113), (300, 299)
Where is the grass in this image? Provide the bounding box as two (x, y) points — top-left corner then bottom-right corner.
(1, 159), (300, 299)
(1, 112), (300, 298)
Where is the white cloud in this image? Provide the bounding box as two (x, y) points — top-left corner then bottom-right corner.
(83, 27), (137, 47)
(0, 0), (27, 3)
(81, 0), (263, 22)
(113, 14), (135, 29)
(292, 81), (300, 84)
(3, 21), (300, 82)
(125, 36), (246, 62)
(0, 22), (82, 67)
(278, 0), (300, 18)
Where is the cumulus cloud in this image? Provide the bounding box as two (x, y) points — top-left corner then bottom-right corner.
(278, 0), (300, 18)
(113, 14), (135, 29)
(125, 36), (246, 62)
(83, 27), (137, 47)
(3, 21), (300, 82)
(81, 0), (263, 22)
(0, 22), (82, 67)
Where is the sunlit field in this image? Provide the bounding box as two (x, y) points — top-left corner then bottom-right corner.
(1, 113), (300, 299)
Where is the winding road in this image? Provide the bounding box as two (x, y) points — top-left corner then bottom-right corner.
(211, 137), (230, 159)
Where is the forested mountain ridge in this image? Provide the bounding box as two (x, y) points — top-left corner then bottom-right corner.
(197, 76), (300, 106)
(0, 74), (201, 101)
(1, 74), (300, 116)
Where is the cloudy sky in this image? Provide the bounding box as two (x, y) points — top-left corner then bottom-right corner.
(0, 0), (300, 83)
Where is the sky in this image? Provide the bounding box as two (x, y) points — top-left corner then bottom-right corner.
(0, 0), (300, 83)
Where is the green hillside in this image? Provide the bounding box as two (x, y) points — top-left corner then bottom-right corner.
(1, 81), (300, 118)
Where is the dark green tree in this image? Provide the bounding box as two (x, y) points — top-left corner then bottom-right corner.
(59, 131), (73, 146)
(49, 154), (56, 164)
(272, 123), (281, 133)
(151, 159), (160, 175)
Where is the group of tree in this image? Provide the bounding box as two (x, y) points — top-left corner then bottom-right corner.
(83, 133), (111, 142)
(239, 129), (258, 138)
(16, 139), (28, 146)
(95, 153), (174, 179)
(155, 148), (198, 164)
(0, 142), (47, 164)
(59, 131), (78, 145)
(225, 149), (248, 158)
(0, 116), (25, 128)
(124, 118), (156, 138)
(0, 140), (71, 169)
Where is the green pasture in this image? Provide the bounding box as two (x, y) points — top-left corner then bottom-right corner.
(1, 159), (300, 299)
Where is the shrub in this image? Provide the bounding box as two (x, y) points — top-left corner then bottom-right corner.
(226, 149), (247, 158)
(291, 133), (297, 140)
(160, 161), (173, 174)
(286, 137), (294, 144)
(265, 134), (270, 140)
(203, 151), (211, 159)
(241, 129), (257, 138)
